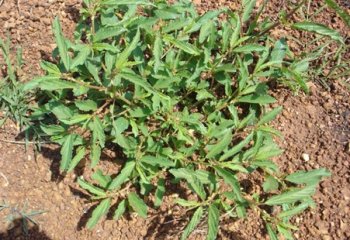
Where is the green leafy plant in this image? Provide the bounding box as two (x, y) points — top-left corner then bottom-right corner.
(292, 0), (349, 89)
(25, 0), (333, 239)
(0, 201), (46, 235)
(0, 36), (29, 130)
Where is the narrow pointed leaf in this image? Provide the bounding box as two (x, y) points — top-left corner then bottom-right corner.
(214, 167), (244, 202)
(53, 17), (70, 70)
(68, 146), (86, 172)
(77, 177), (107, 196)
(154, 178), (165, 207)
(71, 46), (91, 69)
(220, 132), (254, 161)
(87, 198), (111, 229)
(266, 223), (278, 240)
(92, 169), (111, 188)
(207, 204), (220, 240)
(108, 161), (136, 190)
(265, 185), (317, 205)
(90, 143), (101, 168)
(140, 155), (175, 167)
(181, 207), (204, 240)
(60, 134), (74, 171)
(164, 35), (200, 55)
(93, 116), (106, 148)
(292, 22), (344, 43)
(206, 130), (233, 159)
(153, 34), (162, 73)
(257, 107), (283, 126)
(114, 199), (127, 220)
(242, 0), (257, 23)
(94, 26), (126, 42)
(128, 192), (147, 218)
(116, 28), (140, 69)
(285, 168), (331, 185)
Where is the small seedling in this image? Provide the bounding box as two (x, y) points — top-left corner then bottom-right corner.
(0, 200), (46, 236)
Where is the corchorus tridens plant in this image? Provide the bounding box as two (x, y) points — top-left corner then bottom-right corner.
(22, 0), (337, 239)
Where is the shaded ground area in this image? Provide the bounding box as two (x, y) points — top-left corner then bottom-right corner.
(0, 0), (349, 239)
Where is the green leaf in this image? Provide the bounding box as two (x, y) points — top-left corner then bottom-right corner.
(46, 102), (74, 120)
(77, 177), (107, 196)
(115, 28), (140, 69)
(229, 13), (241, 48)
(281, 67), (309, 93)
(70, 46), (91, 69)
(154, 178), (165, 207)
(140, 155), (175, 167)
(37, 77), (77, 90)
(214, 167), (244, 202)
(233, 44), (265, 53)
(277, 224), (294, 240)
(119, 70), (156, 94)
(114, 199), (127, 220)
(263, 175), (279, 192)
(206, 130), (233, 159)
(181, 207), (204, 240)
(60, 134), (74, 171)
(199, 21), (214, 43)
(40, 61), (61, 75)
(60, 114), (91, 125)
(236, 204), (247, 218)
(324, 0), (350, 27)
(238, 94), (276, 104)
(285, 168), (331, 185)
(242, 0), (257, 23)
(257, 107), (283, 126)
(223, 163), (249, 173)
(265, 185), (317, 205)
(68, 146), (86, 172)
(94, 26), (126, 42)
(53, 17), (70, 70)
(153, 34), (162, 73)
(87, 198), (111, 229)
(176, 198), (200, 207)
(207, 204), (220, 240)
(164, 35), (200, 55)
(90, 143), (101, 168)
(292, 21), (344, 43)
(108, 161), (136, 190)
(75, 100), (98, 112)
(93, 116), (106, 148)
(101, 0), (155, 7)
(92, 169), (111, 188)
(266, 223), (278, 240)
(114, 117), (129, 134)
(40, 124), (66, 136)
(128, 192), (147, 218)
(186, 9), (223, 33)
(270, 38), (287, 65)
(170, 168), (207, 200)
(220, 132), (254, 161)
(277, 201), (311, 219)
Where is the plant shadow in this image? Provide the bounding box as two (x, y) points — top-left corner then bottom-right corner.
(0, 217), (52, 240)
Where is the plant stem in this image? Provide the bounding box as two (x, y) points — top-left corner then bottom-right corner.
(62, 75), (107, 91)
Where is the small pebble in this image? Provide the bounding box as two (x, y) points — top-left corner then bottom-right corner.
(302, 153), (310, 162)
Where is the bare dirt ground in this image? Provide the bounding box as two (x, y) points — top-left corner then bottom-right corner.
(0, 0), (349, 239)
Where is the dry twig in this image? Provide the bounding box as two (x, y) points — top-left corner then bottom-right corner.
(0, 171), (9, 186)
